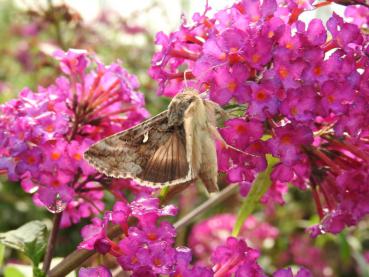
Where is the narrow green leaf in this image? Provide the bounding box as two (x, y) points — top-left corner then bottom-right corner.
(0, 243), (5, 268)
(232, 155), (279, 236)
(0, 221), (47, 267)
(339, 232), (351, 263)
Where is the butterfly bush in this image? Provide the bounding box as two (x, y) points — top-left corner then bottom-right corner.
(149, 0), (369, 236)
(0, 49), (148, 227)
(79, 197), (310, 276)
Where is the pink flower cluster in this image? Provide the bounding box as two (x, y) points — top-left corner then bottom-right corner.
(79, 196), (212, 276)
(149, 0), (369, 235)
(0, 49), (148, 227)
(79, 196), (309, 277)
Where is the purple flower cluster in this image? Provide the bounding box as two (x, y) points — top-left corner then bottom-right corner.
(80, 198), (311, 276)
(0, 49), (148, 227)
(149, 0), (369, 235)
(79, 196), (212, 276)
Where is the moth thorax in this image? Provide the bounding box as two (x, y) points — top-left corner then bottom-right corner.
(167, 99), (192, 127)
(167, 89), (202, 127)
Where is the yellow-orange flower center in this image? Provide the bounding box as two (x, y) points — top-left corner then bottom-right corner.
(313, 66), (322, 76)
(72, 153), (82, 161)
(219, 52), (227, 61)
(280, 134), (292, 144)
(327, 95), (335, 104)
(147, 232), (158, 241)
(51, 179), (60, 187)
(228, 81), (237, 92)
(236, 124), (247, 133)
(51, 152), (61, 160)
(153, 258), (163, 267)
(27, 156), (36, 165)
(131, 256), (138, 264)
(255, 90), (268, 101)
(290, 106), (298, 116)
(44, 125), (55, 133)
(285, 42), (293, 49)
(251, 15), (260, 22)
(252, 54), (261, 64)
(278, 67), (289, 79)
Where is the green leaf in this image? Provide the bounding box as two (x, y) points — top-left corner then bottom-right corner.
(338, 232), (351, 263)
(4, 265), (27, 277)
(0, 243), (4, 268)
(232, 155), (279, 236)
(0, 220), (47, 266)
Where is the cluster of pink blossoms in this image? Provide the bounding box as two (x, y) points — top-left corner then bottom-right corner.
(79, 196), (310, 276)
(149, 0), (369, 235)
(0, 49), (148, 227)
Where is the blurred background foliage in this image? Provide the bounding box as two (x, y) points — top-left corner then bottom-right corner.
(0, 0), (368, 276)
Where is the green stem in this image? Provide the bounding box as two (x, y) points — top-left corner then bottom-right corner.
(232, 155), (279, 236)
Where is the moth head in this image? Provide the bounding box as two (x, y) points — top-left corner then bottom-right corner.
(167, 88), (202, 127)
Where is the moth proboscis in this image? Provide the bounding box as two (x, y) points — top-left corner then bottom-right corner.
(84, 87), (244, 193)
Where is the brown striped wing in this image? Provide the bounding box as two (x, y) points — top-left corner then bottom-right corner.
(84, 111), (193, 187)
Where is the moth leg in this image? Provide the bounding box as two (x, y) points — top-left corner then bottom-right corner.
(208, 125), (256, 157)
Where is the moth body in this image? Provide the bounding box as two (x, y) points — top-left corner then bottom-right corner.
(84, 88), (222, 193)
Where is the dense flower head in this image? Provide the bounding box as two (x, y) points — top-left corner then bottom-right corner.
(80, 203), (308, 276)
(0, 49), (148, 227)
(149, 0), (369, 235)
(79, 195), (212, 276)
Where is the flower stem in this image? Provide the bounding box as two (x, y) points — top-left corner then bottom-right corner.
(42, 212), (63, 274)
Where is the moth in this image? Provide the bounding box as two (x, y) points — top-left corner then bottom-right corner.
(84, 88), (232, 193)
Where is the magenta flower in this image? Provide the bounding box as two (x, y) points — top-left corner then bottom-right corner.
(268, 125), (313, 166)
(79, 217), (107, 251)
(211, 237), (265, 276)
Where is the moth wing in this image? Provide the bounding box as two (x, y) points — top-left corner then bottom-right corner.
(140, 132), (191, 184)
(84, 110), (193, 187)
